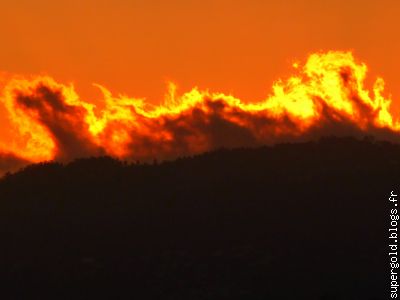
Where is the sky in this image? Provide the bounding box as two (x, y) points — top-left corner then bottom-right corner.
(0, 0), (399, 111)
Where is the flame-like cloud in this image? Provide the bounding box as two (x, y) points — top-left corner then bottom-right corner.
(0, 51), (399, 174)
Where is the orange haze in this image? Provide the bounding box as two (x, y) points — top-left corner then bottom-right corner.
(0, 0), (399, 105)
(0, 0), (399, 174)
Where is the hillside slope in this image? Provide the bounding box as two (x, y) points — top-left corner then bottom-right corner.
(0, 136), (398, 299)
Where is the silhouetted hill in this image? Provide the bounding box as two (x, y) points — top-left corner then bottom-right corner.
(0, 136), (398, 299)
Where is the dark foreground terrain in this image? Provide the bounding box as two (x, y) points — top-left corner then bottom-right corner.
(0, 136), (398, 299)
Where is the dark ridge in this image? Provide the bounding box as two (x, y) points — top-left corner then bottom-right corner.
(0, 135), (398, 299)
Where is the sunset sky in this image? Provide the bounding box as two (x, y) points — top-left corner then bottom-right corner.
(0, 0), (398, 111)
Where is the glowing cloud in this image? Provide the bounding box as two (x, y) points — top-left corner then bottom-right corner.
(0, 51), (399, 174)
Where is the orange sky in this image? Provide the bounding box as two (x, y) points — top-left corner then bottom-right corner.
(0, 0), (399, 114)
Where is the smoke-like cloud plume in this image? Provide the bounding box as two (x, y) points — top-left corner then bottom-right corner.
(0, 51), (399, 174)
